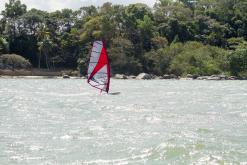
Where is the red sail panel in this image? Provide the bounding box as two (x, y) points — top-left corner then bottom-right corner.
(87, 41), (110, 93)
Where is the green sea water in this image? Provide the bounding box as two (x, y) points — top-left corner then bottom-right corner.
(0, 79), (247, 165)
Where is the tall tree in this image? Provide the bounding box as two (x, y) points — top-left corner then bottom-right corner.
(1, 0), (27, 53)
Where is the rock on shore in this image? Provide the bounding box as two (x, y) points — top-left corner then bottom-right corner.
(62, 75), (70, 79)
(136, 73), (152, 80)
(162, 74), (178, 79)
(196, 75), (238, 80)
(114, 74), (127, 79)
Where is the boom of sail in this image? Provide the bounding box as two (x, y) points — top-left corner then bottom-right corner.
(87, 40), (110, 93)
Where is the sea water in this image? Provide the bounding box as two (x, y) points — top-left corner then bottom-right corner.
(0, 79), (247, 165)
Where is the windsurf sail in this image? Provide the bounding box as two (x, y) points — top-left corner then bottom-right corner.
(87, 40), (110, 93)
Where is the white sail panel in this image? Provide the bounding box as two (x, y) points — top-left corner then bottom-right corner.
(87, 41), (103, 78)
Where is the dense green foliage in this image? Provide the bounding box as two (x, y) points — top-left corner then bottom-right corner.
(0, 54), (31, 70)
(1, 0), (247, 76)
(169, 42), (230, 76)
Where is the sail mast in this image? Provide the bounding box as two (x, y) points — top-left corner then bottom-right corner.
(103, 40), (110, 93)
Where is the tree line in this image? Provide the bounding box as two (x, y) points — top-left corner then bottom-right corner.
(0, 0), (247, 77)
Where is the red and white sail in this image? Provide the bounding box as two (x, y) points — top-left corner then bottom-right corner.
(87, 40), (110, 93)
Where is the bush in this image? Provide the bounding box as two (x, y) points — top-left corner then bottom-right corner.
(229, 48), (247, 76)
(0, 54), (32, 70)
(169, 42), (229, 76)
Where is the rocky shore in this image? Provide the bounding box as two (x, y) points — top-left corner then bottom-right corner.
(0, 69), (245, 80)
(114, 73), (244, 80)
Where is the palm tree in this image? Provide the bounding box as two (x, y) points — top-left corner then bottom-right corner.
(37, 26), (54, 69)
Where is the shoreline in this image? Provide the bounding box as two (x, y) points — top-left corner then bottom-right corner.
(0, 75), (245, 80)
(0, 69), (245, 80)
(0, 75), (84, 79)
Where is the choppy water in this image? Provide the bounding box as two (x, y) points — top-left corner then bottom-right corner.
(0, 79), (247, 165)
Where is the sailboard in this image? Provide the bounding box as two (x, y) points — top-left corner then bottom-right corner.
(87, 40), (110, 93)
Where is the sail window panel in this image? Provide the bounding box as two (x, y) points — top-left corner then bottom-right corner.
(88, 64), (108, 91)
